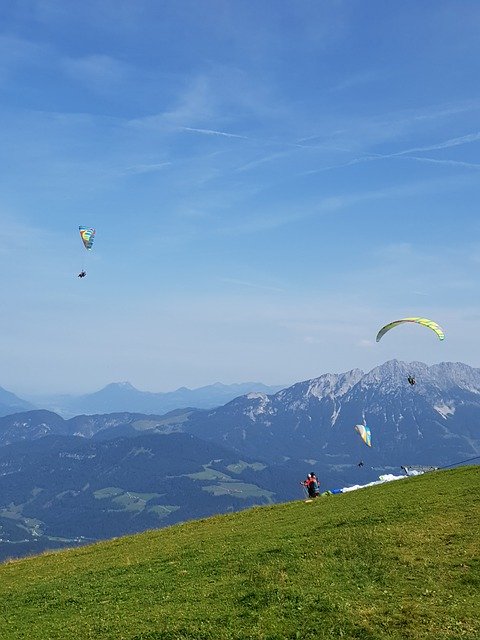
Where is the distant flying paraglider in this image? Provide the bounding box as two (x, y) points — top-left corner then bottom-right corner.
(375, 317), (445, 343)
(376, 317), (444, 385)
(79, 226), (96, 250)
(78, 226), (96, 278)
(354, 424), (372, 447)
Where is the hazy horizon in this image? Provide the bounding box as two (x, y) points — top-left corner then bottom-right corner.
(3, 357), (478, 399)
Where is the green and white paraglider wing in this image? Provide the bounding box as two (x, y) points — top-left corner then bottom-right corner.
(79, 226), (96, 250)
(376, 317), (445, 343)
(354, 424), (372, 447)
(77, 226), (96, 278)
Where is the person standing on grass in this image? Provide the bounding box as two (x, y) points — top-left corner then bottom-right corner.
(310, 472), (320, 497)
(301, 473), (319, 499)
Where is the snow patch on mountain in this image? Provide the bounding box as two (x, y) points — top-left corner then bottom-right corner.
(331, 402), (341, 425)
(246, 392), (268, 401)
(244, 394), (272, 420)
(434, 403), (455, 419)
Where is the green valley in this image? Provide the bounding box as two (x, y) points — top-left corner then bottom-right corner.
(1, 466), (479, 640)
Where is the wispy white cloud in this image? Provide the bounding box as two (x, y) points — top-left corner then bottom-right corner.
(303, 154), (380, 175)
(328, 70), (380, 93)
(400, 156), (480, 170)
(232, 136), (351, 173)
(0, 33), (133, 95)
(129, 75), (214, 131)
(0, 34), (49, 82)
(179, 126), (249, 140)
(213, 173), (475, 237)
(305, 130), (480, 175)
(206, 182), (400, 235)
(61, 54), (131, 89)
(234, 151), (292, 173)
(118, 162), (172, 176)
(236, 105), (480, 178)
(347, 241), (480, 305)
(393, 131), (480, 156)
(220, 277), (284, 292)
(374, 242), (414, 260)
(357, 339), (375, 348)
(302, 100), (480, 155)
(0, 213), (57, 257)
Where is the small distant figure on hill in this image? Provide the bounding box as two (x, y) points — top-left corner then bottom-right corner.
(407, 375), (416, 386)
(78, 270), (87, 278)
(301, 472), (319, 500)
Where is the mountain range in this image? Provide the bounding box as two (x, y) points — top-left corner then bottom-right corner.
(0, 386), (34, 417)
(1, 360), (479, 561)
(181, 359), (480, 466)
(7, 381), (285, 418)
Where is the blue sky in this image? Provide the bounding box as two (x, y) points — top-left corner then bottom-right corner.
(0, 0), (479, 394)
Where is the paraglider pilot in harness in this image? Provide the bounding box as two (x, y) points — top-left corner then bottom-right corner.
(301, 472), (319, 499)
(407, 376), (416, 386)
(78, 270), (87, 278)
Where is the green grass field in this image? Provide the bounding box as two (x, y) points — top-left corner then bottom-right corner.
(1, 466), (479, 640)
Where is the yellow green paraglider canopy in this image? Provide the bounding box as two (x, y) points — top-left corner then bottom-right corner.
(376, 317), (445, 343)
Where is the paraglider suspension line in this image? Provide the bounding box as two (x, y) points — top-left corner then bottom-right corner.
(436, 454), (480, 471)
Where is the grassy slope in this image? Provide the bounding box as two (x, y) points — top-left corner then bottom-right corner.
(0, 467), (478, 640)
